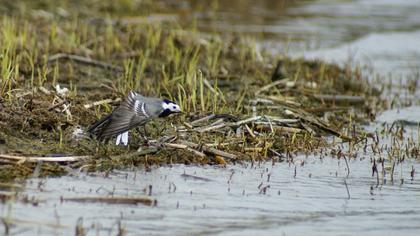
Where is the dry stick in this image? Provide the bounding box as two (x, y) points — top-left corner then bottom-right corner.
(180, 173), (212, 182)
(162, 143), (206, 158)
(203, 78), (220, 96)
(84, 98), (122, 109)
(265, 117), (299, 124)
(195, 123), (226, 133)
(255, 79), (290, 95)
(48, 53), (123, 72)
(234, 116), (262, 126)
(209, 118), (225, 126)
(269, 148), (284, 159)
(0, 217), (69, 229)
(179, 141), (237, 160)
(190, 114), (215, 125)
(289, 108), (352, 141)
(260, 95), (302, 107)
(343, 155), (350, 178)
(236, 116), (298, 127)
(344, 179), (351, 199)
(0, 182), (23, 190)
(182, 122), (193, 129)
(390, 161), (395, 183)
(47, 100), (67, 111)
(245, 124), (256, 139)
(0, 154), (91, 162)
(265, 116), (275, 134)
(204, 141), (244, 147)
(38, 86), (51, 95)
(305, 107), (349, 113)
(244, 147), (263, 152)
(63, 196), (154, 206)
(256, 125), (305, 134)
(312, 94), (364, 104)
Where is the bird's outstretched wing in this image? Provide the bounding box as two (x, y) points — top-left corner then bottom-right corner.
(87, 91), (151, 140)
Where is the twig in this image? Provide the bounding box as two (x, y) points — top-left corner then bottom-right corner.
(250, 98), (274, 105)
(203, 78), (220, 96)
(38, 86), (51, 95)
(264, 116), (299, 124)
(312, 94), (364, 104)
(195, 123), (226, 133)
(162, 143), (206, 158)
(244, 147), (263, 152)
(180, 173), (212, 182)
(84, 98), (122, 109)
(204, 141), (244, 147)
(269, 148), (284, 159)
(255, 79), (290, 95)
(264, 116), (275, 134)
(259, 95), (302, 107)
(190, 114), (215, 125)
(344, 179), (351, 199)
(390, 161), (395, 183)
(343, 155), (350, 178)
(182, 122), (193, 129)
(180, 141), (237, 160)
(305, 107), (348, 113)
(63, 196), (154, 206)
(234, 116), (262, 126)
(47, 100), (67, 111)
(287, 107), (353, 141)
(48, 53), (123, 72)
(0, 182), (23, 190)
(0, 154), (91, 162)
(256, 125), (305, 134)
(245, 124), (256, 139)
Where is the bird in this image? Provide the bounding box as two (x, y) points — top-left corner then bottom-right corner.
(87, 91), (182, 145)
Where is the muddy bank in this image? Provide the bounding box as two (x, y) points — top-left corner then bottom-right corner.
(0, 1), (381, 181)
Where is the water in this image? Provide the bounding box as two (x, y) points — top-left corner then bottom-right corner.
(189, 0), (420, 77)
(2, 157), (419, 235)
(2, 0), (420, 235)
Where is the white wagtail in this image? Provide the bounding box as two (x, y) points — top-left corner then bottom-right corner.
(88, 91), (182, 145)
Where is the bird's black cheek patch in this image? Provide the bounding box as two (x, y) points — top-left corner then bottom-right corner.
(159, 109), (172, 118)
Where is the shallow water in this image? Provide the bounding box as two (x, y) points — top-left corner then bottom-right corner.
(2, 156), (419, 236)
(189, 0), (420, 77)
(2, 0), (420, 235)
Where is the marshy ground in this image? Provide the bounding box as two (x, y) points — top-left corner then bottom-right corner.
(1, 0), (419, 235)
(0, 0), (381, 180)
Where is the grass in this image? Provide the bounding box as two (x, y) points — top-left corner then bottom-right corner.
(0, 0), (383, 181)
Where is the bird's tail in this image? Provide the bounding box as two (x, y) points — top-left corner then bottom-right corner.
(87, 114), (112, 140)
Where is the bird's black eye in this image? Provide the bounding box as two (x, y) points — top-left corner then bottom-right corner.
(172, 106), (176, 109)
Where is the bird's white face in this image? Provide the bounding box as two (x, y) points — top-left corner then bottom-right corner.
(162, 101), (182, 113)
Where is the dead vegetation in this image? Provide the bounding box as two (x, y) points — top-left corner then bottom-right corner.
(0, 0), (383, 181)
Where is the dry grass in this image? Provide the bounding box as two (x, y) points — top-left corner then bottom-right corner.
(0, 0), (382, 181)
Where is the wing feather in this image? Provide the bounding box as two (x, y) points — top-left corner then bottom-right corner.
(88, 91), (151, 140)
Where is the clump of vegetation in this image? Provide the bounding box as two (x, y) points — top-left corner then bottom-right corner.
(0, 0), (381, 181)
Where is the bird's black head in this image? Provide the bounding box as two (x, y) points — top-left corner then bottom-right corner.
(159, 99), (182, 117)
